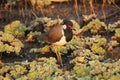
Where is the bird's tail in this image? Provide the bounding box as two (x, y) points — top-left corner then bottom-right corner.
(27, 34), (48, 43)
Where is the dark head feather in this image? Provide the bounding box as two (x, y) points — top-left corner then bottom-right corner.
(62, 19), (73, 27)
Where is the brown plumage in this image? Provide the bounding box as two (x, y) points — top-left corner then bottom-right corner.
(38, 25), (63, 43)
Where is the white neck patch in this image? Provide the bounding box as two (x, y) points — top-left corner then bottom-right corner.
(62, 25), (67, 29)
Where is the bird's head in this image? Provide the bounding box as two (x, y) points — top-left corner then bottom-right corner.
(62, 19), (74, 30)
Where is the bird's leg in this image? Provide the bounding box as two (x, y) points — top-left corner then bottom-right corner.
(53, 46), (63, 67)
(56, 50), (63, 67)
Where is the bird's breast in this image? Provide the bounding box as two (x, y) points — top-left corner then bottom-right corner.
(52, 28), (73, 46)
(52, 35), (67, 46)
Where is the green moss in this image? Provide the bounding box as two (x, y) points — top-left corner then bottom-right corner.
(82, 19), (107, 34)
(4, 20), (26, 38)
(109, 76), (120, 80)
(0, 42), (5, 52)
(115, 28), (120, 38)
(0, 58), (120, 80)
(39, 45), (50, 54)
(73, 65), (88, 77)
(27, 72), (38, 79)
(0, 31), (24, 54)
(93, 35), (107, 46)
(4, 44), (14, 53)
(71, 20), (81, 34)
(2, 33), (14, 42)
(91, 44), (106, 55)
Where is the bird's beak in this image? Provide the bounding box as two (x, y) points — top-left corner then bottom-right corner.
(68, 25), (74, 30)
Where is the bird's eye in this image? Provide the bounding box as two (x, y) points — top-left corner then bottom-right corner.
(63, 25), (67, 29)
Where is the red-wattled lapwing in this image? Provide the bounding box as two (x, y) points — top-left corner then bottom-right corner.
(27, 19), (74, 66)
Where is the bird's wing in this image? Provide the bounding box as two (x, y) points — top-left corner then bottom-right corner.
(47, 25), (63, 43)
(38, 33), (48, 42)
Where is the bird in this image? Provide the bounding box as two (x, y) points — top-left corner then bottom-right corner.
(27, 19), (74, 66)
